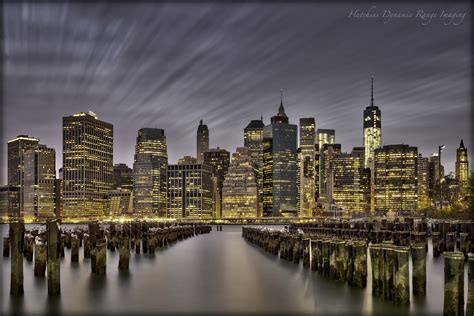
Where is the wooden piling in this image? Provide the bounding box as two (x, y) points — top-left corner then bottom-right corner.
(34, 238), (46, 276)
(10, 222), (25, 295)
(443, 252), (464, 315)
(411, 243), (426, 297)
(3, 236), (10, 257)
(47, 220), (61, 296)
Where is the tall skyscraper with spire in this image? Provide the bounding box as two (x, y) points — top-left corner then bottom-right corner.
(262, 91), (298, 217)
(363, 77), (382, 167)
(299, 118), (316, 217)
(196, 120), (209, 164)
(455, 139), (469, 185)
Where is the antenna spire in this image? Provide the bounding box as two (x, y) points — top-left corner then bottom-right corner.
(280, 89), (283, 105)
(370, 76), (374, 106)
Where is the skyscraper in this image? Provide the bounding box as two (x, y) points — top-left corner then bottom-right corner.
(331, 148), (370, 213)
(299, 118), (316, 217)
(374, 144), (418, 214)
(455, 139), (469, 185)
(63, 111), (113, 219)
(133, 128), (168, 217)
(196, 120), (209, 164)
(167, 162), (213, 218)
(23, 144), (56, 220)
(222, 147), (258, 218)
(417, 154), (430, 210)
(316, 129), (335, 202)
(244, 117), (265, 215)
(113, 163), (133, 191)
(363, 77), (382, 167)
(262, 95), (298, 217)
(319, 143), (342, 209)
(203, 147), (230, 218)
(7, 135), (39, 213)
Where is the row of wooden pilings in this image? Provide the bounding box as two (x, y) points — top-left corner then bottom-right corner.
(243, 226), (474, 315)
(3, 220), (212, 296)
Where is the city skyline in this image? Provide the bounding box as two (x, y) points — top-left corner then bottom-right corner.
(2, 2), (471, 185)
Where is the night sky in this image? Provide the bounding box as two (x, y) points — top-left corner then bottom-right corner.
(2, 2), (471, 184)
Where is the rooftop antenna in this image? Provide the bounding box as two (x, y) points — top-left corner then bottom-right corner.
(370, 76), (374, 106)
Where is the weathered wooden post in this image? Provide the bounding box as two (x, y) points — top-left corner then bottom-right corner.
(302, 238), (310, 268)
(95, 238), (107, 275)
(443, 252), (465, 315)
(71, 234), (79, 262)
(459, 233), (470, 260)
(329, 240), (337, 279)
(382, 243), (394, 301)
(322, 239), (331, 278)
(3, 236), (10, 257)
(34, 238), (47, 276)
(88, 222), (99, 273)
(446, 232), (456, 252)
(466, 253), (474, 316)
(335, 240), (346, 282)
(24, 234), (34, 261)
(369, 244), (382, 297)
(83, 234), (91, 259)
(10, 222), (25, 295)
(119, 234), (130, 270)
(346, 241), (354, 286)
(393, 246), (410, 305)
(47, 220), (61, 296)
(310, 239), (318, 271)
(353, 241), (367, 288)
(432, 232), (441, 257)
(411, 243), (426, 297)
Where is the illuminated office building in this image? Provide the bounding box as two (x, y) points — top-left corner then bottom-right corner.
(317, 129), (335, 201)
(203, 147), (230, 218)
(374, 144), (418, 213)
(455, 139), (469, 187)
(417, 155), (430, 210)
(319, 143), (341, 208)
(196, 120), (209, 164)
(262, 97), (298, 217)
(63, 111), (113, 219)
(222, 147), (258, 218)
(317, 129), (335, 150)
(105, 190), (132, 217)
(178, 156), (197, 165)
(23, 144), (56, 219)
(167, 163), (213, 218)
(244, 117), (265, 215)
(133, 128), (168, 217)
(0, 186), (20, 220)
(298, 118), (316, 217)
(363, 77), (382, 168)
(7, 135), (40, 213)
(428, 153), (444, 199)
(331, 148), (370, 213)
(113, 163), (133, 191)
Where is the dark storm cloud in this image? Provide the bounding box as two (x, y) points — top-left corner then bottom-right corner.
(2, 2), (471, 183)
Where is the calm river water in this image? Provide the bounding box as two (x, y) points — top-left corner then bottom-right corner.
(0, 224), (468, 315)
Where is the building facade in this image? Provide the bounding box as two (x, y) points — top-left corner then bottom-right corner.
(133, 128), (168, 216)
(262, 100), (298, 217)
(374, 144), (418, 213)
(222, 147), (258, 218)
(331, 149), (370, 213)
(167, 163), (214, 218)
(203, 147), (230, 218)
(318, 143), (342, 208)
(363, 77), (382, 167)
(105, 190), (132, 217)
(113, 163), (133, 191)
(244, 118), (265, 216)
(298, 118), (316, 217)
(23, 144), (56, 220)
(7, 135), (40, 214)
(455, 139), (469, 186)
(196, 120), (209, 164)
(0, 186), (20, 220)
(417, 155), (430, 210)
(63, 111), (113, 219)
